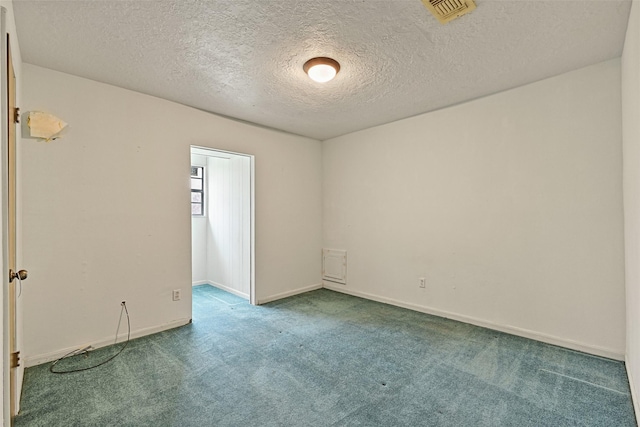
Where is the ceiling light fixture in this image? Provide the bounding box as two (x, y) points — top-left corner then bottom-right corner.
(303, 57), (340, 83)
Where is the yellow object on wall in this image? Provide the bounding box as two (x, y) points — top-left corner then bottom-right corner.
(27, 111), (67, 141)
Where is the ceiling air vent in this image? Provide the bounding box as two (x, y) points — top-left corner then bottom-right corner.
(422, 0), (476, 24)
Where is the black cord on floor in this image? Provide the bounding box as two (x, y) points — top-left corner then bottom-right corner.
(49, 301), (130, 374)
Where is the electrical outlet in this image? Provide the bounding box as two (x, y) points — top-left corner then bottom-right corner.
(419, 278), (426, 288)
(172, 289), (181, 301)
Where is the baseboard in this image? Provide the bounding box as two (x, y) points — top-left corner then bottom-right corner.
(192, 280), (209, 286)
(257, 283), (323, 305)
(627, 360), (640, 424)
(206, 281), (249, 300)
(323, 283), (624, 361)
(24, 318), (191, 368)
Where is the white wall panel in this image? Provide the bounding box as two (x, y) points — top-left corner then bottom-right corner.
(204, 152), (251, 298)
(207, 156), (230, 288)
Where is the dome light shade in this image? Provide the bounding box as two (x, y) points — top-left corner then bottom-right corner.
(303, 57), (340, 83)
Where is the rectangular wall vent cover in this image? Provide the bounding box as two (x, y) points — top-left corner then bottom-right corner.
(422, 0), (476, 24)
(322, 249), (347, 285)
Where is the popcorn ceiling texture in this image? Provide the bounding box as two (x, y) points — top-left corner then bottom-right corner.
(13, 0), (632, 140)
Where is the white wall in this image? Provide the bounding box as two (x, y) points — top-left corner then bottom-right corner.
(21, 64), (322, 365)
(323, 59), (625, 359)
(204, 152), (251, 298)
(622, 0), (640, 417)
(207, 157), (231, 287)
(190, 154), (208, 285)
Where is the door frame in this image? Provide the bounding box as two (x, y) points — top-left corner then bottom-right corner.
(6, 28), (20, 423)
(0, 6), (12, 425)
(190, 146), (256, 305)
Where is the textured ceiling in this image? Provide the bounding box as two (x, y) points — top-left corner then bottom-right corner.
(13, 0), (632, 140)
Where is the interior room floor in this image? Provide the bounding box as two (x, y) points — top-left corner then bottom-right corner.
(15, 285), (636, 426)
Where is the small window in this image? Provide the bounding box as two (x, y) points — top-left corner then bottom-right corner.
(191, 166), (205, 216)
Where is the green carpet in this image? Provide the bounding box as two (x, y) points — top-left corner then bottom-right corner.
(15, 285), (637, 426)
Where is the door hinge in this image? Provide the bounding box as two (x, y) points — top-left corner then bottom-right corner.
(10, 351), (19, 368)
(13, 107), (20, 124)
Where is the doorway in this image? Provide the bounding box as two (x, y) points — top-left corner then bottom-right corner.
(190, 146), (255, 305)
